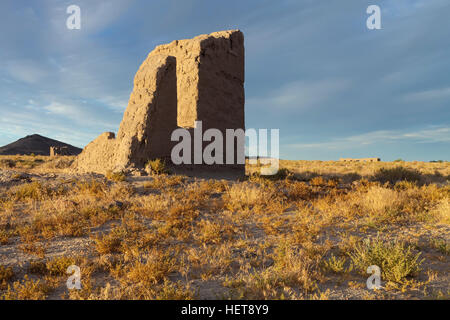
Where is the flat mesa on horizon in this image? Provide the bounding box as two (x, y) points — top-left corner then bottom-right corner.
(0, 134), (82, 156)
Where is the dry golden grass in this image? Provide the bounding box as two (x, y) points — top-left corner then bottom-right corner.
(0, 155), (448, 300)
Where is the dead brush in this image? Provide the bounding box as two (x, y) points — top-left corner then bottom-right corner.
(125, 248), (177, 286)
(94, 227), (128, 255)
(29, 256), (76, 276)
(0, 230), (12, 245)
(355, 184), (449, 225)
(75, 179), (107, 197)
(32, 211), (88, 238)
(79, 205), (122, 228)
(0, 265), (14, 290)
(285, 181), (316, 201)
(1, 275), (53, 300)
(105, 170), (127, 182)
(94, 280), (196, 300)
(430, 198), (450, 224)
(230, 240), (324, 296)
(143, 174), (185, 189)
(18, 224), (40, 244)
(156, 203), (199, 241)
(0, 158), (16, 168)
(288, 209), (327, 243)
(19, 242), (47, 258)
(133, 194), (173, 217)
(259, 215), (289, 236)
(187, 244), (234, 279)
(224, 182), (274, 211)
(194, 219), (235, 244)
(13, 181), (52, 201)
(310, 176), (327, 187)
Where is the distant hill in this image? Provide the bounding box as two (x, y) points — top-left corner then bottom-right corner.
(0, 134), (82, 156)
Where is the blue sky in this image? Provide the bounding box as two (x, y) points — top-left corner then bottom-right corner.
(0, 0), (448, 161)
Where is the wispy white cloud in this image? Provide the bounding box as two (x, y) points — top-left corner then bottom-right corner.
(43, 101), (118, 130)
(99, 95), (130, 112)
(288, 126), (450, 150)
(44, 102), (83, 118)
(6, 60), (50, 84)
(247, 79), (350, 111)
(403, 87), (450, 102)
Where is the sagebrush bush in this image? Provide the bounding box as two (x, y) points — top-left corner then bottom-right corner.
(46, 256), (76, 276)
(322, 254), (351, 274)
(146, 159), (167, 175)
(349, 237), (423, 283)
(372, 167), (423, 185)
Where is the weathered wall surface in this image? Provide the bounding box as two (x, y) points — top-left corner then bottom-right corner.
(73, 30), (245, 175)
(72, 132), (117, 173)
(115, 54), (177, 170)
(74, 55), (177, 174)
(339, 158), (381, 162)
(197, 30), (245, 132)
(150, 30), (244, 131)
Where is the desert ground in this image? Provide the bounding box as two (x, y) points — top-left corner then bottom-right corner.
(0, 155), (448, 300)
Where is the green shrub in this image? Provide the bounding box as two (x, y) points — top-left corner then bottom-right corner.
(430, 238), (450, 256)
(46, 256), (76, 276)
(349, 237), (423, 283)
(146, 159), (168, 175)
(322, 254), (351, 274)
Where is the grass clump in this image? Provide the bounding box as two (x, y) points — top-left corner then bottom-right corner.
(430, 238), (450, 256)
(46, 256), (76, 276)
(14, 182), (51, 201)
(146, 159), (168, 175)
(126, 249), (177, 286)
(95, 227), (127, 255)
(0, 265), (14, 289)
(1, 275), (52, 300)
(349, 237), (424, 283)
(106, 170), (127, 182)
(29, 256), (76, 276)
(322, 254), (351, 274)
(0, 230), (12, 245)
